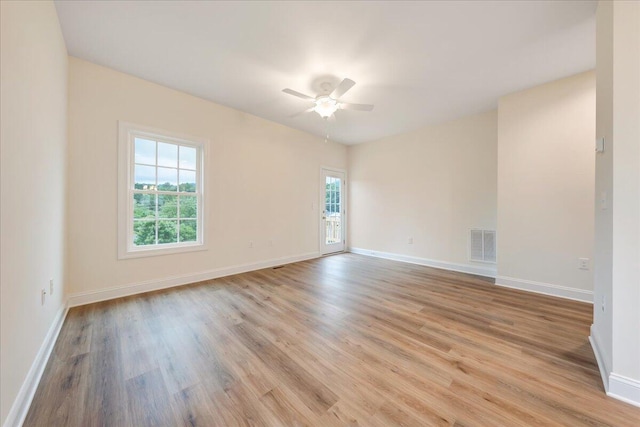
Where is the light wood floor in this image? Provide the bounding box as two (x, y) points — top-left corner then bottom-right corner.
(25, 254), (640, 426)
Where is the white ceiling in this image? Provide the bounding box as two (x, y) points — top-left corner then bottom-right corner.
(54, 0), (596, 145)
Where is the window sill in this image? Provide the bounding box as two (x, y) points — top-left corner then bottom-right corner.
(118, 242), (208, 260)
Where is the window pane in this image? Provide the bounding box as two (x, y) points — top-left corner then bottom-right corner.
(180, 220), (197, 242)
(133, 220), (157, 246)
(134, 138), (156, 165)
(179, 195), (197, 219)
(134, 164), (156, 189)
(157, 167), (177, 191)
(180, 145), (197, 170)
(158, 195), (177, 218)
(133, 194), (156, 219)
(125, 126), (204, 255)
(158, 142), (178, 168)
(179, 169), (196, 192)
(157, 220), (178, 244)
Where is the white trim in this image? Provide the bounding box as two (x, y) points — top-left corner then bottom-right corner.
(608, 373), (640, 408)
(495, 275), (593, 303)
(348, 247), (497, 278)
(67, 252), (319, 307)
(3, 305), (68, 427)
(589, 326), (610, 392)
(348, 248), (595, 303)
(320, 166), (347, 255)
(117, 121), (209, 259)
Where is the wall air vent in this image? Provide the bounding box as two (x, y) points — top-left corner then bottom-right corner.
(470, 229), (496, 263)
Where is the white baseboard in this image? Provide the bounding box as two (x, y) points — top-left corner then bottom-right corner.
(588, 329), (640, 408)
(347, 247), (497, 278)
(67, 252), (319, 307)
(347, 248), (593, 303)
(495, 275), (593, 303)
(589, 326), (610, 392)
(3, 304), (68, 427)
(608, 373), (640, 408)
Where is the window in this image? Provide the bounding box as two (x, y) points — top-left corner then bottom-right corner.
(118, 122), (207, 258)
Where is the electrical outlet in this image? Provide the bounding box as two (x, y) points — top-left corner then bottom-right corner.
(50, 278), (54, 295)
(408, 237), (413, 244)
(579, 258), (590, 270)
(41, 288), (46, 305)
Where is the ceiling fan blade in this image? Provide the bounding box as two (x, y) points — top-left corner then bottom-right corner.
(282, 88), (315, 101)
(339, 102), (374, 111)
(330, 78), (356, 99)
(289, 107), (315, 118)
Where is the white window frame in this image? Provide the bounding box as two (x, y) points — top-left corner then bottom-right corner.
(118, 121), (208, 259)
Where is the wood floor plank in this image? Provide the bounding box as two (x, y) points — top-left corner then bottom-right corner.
(81, 347), (130, 426)
(24, 254), (640, 426)
(170, 383), (219, 427)
(259, 386), (319, 427)
(229, 322), (339, 416)
(22, 354), (90, 427)
(50, 304), (93, 362)
(126, 369), (177, 427)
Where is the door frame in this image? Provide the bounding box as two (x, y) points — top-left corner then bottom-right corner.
(319, 166), (347, 255)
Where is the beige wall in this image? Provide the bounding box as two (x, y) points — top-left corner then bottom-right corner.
(496, 71), (595, 299)
(593, 0), (640, 397)
(348, 110), (498, 276)
(0, 1), (68, 424)
(67, 58), (347, 297)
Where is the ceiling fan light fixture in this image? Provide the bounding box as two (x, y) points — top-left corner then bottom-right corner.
(283, 78), (372, 120)
(314, 96), (339, 118)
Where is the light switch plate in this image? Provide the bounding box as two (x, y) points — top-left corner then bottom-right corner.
(596, 137), (605, 153)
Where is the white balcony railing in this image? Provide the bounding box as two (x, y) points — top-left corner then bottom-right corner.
(325, 215), (341, 244)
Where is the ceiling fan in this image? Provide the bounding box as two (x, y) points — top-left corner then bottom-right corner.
(283, 78), (374, 119)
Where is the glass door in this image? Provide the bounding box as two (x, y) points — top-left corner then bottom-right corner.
(321, 169), (345, 254)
